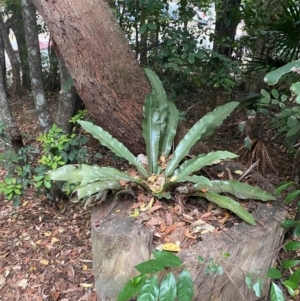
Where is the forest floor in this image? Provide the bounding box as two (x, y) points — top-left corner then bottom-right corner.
(0, 90), (299, 301)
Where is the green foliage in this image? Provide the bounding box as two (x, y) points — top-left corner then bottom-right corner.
(38, 123), (89, 165)
(0, 177), (23, 206)
(198, 256), (223, 276)
(0, 109), (91, 205)
(243, 61), (300, 148)
(117, 251), (194, 301)
(49, 69), (275, 225)
(114, 0), (240, 99)
(261, 181), (300, 300)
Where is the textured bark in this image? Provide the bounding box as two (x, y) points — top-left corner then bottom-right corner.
(45, 41), (60, 91)
(31, 0), (151, 155)
(0, 32), (23, 151)
(55, 57), (77, 133)
(214, 0), (242, 58)
(0, 14), (22, 96)
(5, 12), (31, 90)
(0, 32), (6, 94)
(21, 0), (52, 131)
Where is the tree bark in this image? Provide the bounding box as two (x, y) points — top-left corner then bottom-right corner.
(31, 0), (151, 155)
(0, 14), (22, 97)
(0, 30), (23, 151)
(55, 57), (77, 133)
(21, 0), (52, 131)
(213, 0), (242, 58)
(5, 5), (31, 90)
(0, 32), (6, 95)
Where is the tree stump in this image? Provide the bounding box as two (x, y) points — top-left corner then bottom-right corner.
(91, 162), (286, 301)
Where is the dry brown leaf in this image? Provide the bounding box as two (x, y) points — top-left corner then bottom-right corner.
(218, 212), (230, 224)
(182, 213), (194, 221)
(184, 228), (197, 239)
(146, 217), (163, 226)
(40, 259), (49, 265)
(165, 222), (186, 235)
(201, 212), (212, 218)
(147, 204), (162, 214)
(173, 204), (183, 216)
(80, 283), (93, 288)
(190, 219), (206, 228)
(217, 172), (224, 178)
(165, 212), (173, 226)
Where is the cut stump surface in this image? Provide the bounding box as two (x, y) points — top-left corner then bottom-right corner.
(91, 162), (286, 301)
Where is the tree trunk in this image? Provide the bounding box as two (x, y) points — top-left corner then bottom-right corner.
(31, 0), (151, 155)
(213, 0), (242, 58)
(5, 11), (31, 90)
(21, 0), (52, 131)
(0, 29), (23, 151)
(0, 32), (7, 95)
(55, 57), (77, 133)
(0, 13), (22, 97)
(45, 40), (60, 91)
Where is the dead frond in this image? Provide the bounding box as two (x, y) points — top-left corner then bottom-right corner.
(238, 138), (275, 172)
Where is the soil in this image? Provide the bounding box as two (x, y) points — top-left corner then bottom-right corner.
(0, 90), (299, 301)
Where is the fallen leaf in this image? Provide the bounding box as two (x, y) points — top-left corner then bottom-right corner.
(40, 259), (49, 265)
(119, 180), (127, 187)
(165, 212), (172, 226)
(165, 222), (185, 235)
(234, 170), (243, 175)
(201, 212), (212, 218)
(218, 212), (230, 224)
(129, 209), (139, 218)
(80, 283), (93, 288)
(182, 213), (194, 221)
(146, 217), (163, 226)
(140, 197), (155, 212)
(51, 237), (59, 245)
(190, 219), (206, 228)
(0, 275), (6, 286)
(185, 228), (197, 239)
(173, 204), (183, 216)
(147, 204), (162, 214)
(162, 243), (181, 252)
(18, 278), (28, 289)
(44, 231), (52, 237)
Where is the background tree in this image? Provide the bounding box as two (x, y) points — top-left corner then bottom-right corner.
(0, 12), (22, 96)
(4, 0), (31, 89)
(213, 0), (241, 58)
(21, 0), (51, 131)
(55, 56), (78, 134)
(0, 32), (23, 151)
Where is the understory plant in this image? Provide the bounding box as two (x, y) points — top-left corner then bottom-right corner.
(117, 251), (193, 301)
(48, 68), (275, 225)
(0, 110), (90, 205)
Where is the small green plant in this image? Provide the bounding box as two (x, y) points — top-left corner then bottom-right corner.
(263, 61), (300, 146)
(265, 238), (300, 300)
(37, 123), (89, 164)
(0, 143), (37, 206)
(0, 177), (23, 205)
(253, 181), (300, 300)
(117, 251), (194, 301)
(48, 68), (275, 224)
(0, 110), (90, 205)
(198, 256), (224, 275)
